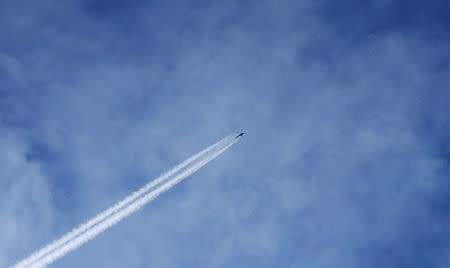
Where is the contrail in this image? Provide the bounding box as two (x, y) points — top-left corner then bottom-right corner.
(12, 134), (233, 268)
(14, 135), (238, 268)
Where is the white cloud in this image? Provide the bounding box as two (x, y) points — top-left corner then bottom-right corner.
(0, 130), (53, 267)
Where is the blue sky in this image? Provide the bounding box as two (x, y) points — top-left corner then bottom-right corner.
(1, 0), (449, 267)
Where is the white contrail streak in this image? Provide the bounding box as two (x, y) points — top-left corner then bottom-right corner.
(12, 135), (233, 268)
(14, 135), (238, 268)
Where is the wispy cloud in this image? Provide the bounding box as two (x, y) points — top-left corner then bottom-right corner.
(1, 0), (448, 267)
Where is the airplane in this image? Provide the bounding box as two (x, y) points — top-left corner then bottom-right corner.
(235, 131), (246, 138)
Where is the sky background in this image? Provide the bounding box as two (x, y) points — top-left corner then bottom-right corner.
(1, 0), (449, 267)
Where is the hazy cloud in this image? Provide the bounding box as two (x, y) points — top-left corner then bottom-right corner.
(1, 0), (448, 267)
